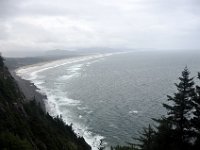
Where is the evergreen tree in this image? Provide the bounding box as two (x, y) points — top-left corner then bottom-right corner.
(191, 72), (200, 148)
(163, 67), (195, 147)
(0, 54), (4, 67)
(135, 124), (155, 150)
(151, 117), (178, 150)
(112, 68), (197, 150)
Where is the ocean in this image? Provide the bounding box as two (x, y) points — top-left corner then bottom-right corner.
(16, 50), (200, 149)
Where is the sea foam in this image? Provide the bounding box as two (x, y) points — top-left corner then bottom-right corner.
(15, 53), (120, 150)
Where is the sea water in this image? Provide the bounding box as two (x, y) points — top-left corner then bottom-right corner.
(16, 50), (200, 149)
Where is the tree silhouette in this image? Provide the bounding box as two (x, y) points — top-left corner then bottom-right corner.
(163, 67), (195, 146)
(191, 72), (200, 148)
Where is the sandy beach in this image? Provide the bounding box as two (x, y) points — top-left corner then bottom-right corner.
(9, 54), (106, 114)
(10, 53), (115, 150)
(8, 55), (84, 112)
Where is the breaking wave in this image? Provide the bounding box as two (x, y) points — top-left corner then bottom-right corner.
(16, 53), (121, 150)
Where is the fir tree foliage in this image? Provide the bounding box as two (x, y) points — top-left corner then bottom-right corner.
(135, 125), (155, 150)
(191, 72), (200, 147)
(163, 67), (195, 144)
(114, 68), (200, 150)
(0, 54), (4, 67)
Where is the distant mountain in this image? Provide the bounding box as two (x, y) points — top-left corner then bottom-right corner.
(5, 50), (83, 70)
(44, 49), (81, 56)
(76, 47), (134, 53)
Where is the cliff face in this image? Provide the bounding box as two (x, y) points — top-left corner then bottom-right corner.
(0, 55), (91, 150)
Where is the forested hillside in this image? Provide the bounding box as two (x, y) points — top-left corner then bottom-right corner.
(0, 55), (91, 150)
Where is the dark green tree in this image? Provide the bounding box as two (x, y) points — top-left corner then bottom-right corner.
(151, 117), (178, 150)
(0, 132), (33, 150)
(136, 125), (155, 150)
(0, 54), (4, 67)
(163, 67), (195, 147)
(111, 68), (197, 150)
(191, 72), (200, 148)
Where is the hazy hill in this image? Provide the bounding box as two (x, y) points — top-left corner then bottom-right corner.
(5, 50), (83, 70)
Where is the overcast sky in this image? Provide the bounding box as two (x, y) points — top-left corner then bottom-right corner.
(0, 0), (200, 56)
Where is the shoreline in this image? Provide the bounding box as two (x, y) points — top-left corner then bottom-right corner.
(11, 55), (95, 112)
(9, 56), (83, 112)
(10, 55), (92, 112)
(10, 54), (109, 150)
(11, 52), (127, 150)
(11, 70), (47, 112)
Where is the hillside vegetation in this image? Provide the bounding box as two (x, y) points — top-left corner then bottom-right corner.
(0, 55), (91, 150)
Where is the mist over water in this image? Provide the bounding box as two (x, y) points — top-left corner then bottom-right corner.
(17, 50), (200, 149)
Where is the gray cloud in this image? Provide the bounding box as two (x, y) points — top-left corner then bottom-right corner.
(0, 0), (200, 56)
